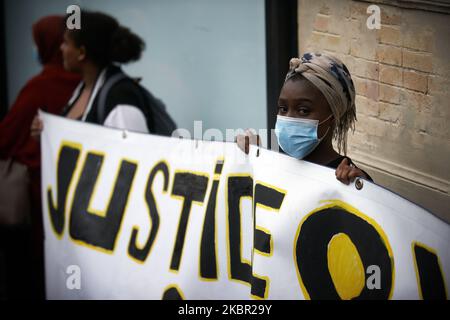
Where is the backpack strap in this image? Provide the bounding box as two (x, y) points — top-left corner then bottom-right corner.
(96, 72), (128, 124)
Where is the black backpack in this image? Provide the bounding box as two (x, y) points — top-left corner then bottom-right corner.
(96, 71), (177, 136)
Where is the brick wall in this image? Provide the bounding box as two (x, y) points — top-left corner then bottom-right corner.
(297, 0), (450, 221)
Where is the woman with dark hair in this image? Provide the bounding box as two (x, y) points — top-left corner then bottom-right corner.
(237, 52), (372, 184)
(31, 10), (151, 135)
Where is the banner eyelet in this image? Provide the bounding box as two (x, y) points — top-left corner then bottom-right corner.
(355, 178), (364, 190)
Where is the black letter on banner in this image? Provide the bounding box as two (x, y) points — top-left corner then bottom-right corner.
(227, 175), (253, 285)
(251, 183), (285, 299)
(162, 285), (184, 300)
(128, 161), (169, 263)
(200, 160), (224, 279)
(413, 243), (447, 300)
(295, 207), (393, 300)
(69, 153), (137, 251)
(170, 172), (208, 271)
(47, 143), (81, 236)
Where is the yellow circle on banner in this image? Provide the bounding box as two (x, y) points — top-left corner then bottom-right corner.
(327, 233), (365, 300)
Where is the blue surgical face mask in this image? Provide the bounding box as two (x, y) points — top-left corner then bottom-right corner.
(274, 114), (332, 159)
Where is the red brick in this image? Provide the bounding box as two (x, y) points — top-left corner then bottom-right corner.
(314, 14), (329, 33)
(353, 77), (367, 102)
(310, 31), (349, 54)
(378, 25), (401, 46)
(402, 50), (433, 73)
(350, 39), (377, 60)
(380, 5), (402, 25)
(403, 70), (428, 93)
(350, 2), (367, 19)
(353, 58), (379, 80)
(379, 64), (402, 86)
(354, 77), (379, 101)
(403, 29), (434, 52)
(379, 84), (401, 104)
(350, 19), (361, 39)
(376, 44), (402, 66)
(365, 80), (379, 101)
(356, 94), (379, 117)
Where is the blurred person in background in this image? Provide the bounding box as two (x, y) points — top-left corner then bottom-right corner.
(0, 15), (80, 299)
(31, 10), (151, 136)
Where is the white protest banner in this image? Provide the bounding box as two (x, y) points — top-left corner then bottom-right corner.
(40, 111), (450, 300)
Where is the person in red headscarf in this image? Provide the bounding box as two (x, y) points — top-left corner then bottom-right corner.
(0, 15), (80, 299)
(0, 15), (80, 180)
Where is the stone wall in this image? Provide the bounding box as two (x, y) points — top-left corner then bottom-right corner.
(297, 0), (450, 221)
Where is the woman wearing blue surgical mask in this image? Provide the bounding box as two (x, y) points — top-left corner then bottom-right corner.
(237, 52), (372, 184)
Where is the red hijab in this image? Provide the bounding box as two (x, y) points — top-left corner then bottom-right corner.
(32, 15), (65, 65)
(0, 15), (80, 168)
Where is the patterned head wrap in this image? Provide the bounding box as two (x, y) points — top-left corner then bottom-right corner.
(285, 52), (357, 155)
